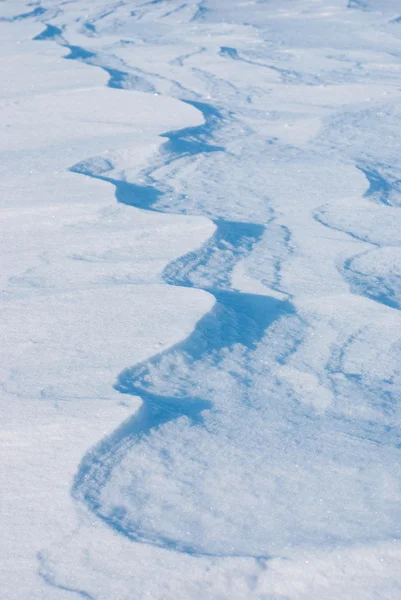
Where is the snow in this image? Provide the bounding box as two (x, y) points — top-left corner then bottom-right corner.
(1, 0), (401, 598)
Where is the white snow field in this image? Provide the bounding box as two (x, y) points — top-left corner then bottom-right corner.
(1, 0), (401, 598)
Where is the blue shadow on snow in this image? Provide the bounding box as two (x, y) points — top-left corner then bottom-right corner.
(33, 24), (62, 41)
(161, 100), (225, 155)
(163, 219), (266, 289)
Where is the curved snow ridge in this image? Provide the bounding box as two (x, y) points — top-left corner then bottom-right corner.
(71, 286), (292, 557)
(31, 18), (294, 558)
(68, 98), (292, 558)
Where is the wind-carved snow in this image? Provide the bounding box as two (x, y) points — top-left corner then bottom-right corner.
(2, 0), (401, 599)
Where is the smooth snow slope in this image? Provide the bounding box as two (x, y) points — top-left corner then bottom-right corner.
(1, 0), (401, 598)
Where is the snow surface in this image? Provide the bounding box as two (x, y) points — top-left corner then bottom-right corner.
(1, 0), (401, 598)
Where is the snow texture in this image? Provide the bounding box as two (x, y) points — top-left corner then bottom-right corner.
(1, 0), (401, 598)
